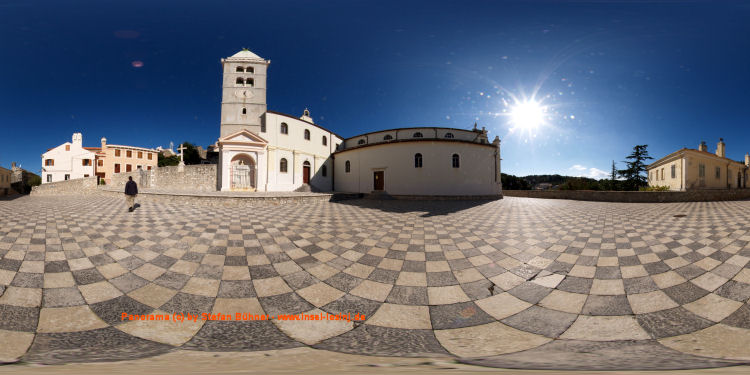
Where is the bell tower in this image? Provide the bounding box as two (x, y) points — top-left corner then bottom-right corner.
(220, 49), (270, 137)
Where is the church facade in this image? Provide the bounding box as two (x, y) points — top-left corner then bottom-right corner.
(217, 49), (502, 197)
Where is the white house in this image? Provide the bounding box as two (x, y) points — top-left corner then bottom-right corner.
(41, 133), (96, 184)
(216, 49), (502, 197)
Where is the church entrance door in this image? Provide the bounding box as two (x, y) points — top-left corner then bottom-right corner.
(373, 171), (384, 191)
(230, 154), (256, 191)
(302, 161), (311, 184)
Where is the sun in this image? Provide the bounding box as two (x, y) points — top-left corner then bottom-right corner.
(509, 99), (546, 130)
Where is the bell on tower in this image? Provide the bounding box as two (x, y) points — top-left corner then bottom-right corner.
(300, 108), (314, 123)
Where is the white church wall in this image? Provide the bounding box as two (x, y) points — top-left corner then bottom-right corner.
(334, 141), (501, 196)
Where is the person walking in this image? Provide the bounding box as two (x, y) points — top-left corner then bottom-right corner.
(125, 176), (138, 212)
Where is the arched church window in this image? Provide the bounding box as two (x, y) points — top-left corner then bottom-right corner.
(414, 153), (423, 168)
(357, 139), (366, 145)
(384, 135), (393, 141)
(444, 133), (454, 139)
(236, 77), (244, 85)
(345, 161), (351, 173)
(246, 66), (254, 73)
(245, 78), (254, 87)
(280, 158), (288, 173)
(304, 129), (310, 140)
(452, 154), (460, 168)
(280, 123), (288, 134)
(322, 165), (327, 177)
(413, 132), (423, 138)
(236, 67), (244, 72)
(242, 108), (247, 115)
(303, 161), (310, 166)
(322, 136), (327, 146)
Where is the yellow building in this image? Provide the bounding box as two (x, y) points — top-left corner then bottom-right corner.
(93, 138), (158, 184)
(0, 166), (11, 196)
(647, 139), (748, 191)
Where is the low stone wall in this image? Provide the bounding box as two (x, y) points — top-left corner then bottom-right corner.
(31, 177), (98, 196)
(503, 189), (750, 202)
(98, 189), (332, 207)
(109, 165), (217, 192)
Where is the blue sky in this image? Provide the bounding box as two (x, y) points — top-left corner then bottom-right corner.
(2, 0), (749, 178)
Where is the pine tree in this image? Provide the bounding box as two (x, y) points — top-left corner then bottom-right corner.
(610, 160), (617, 181)
(618, 145), (653, 190)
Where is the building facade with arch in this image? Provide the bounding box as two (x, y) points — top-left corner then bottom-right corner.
(217, 49), (502, 197)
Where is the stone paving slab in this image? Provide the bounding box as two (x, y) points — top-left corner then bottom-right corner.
(2, 196), (750, 369)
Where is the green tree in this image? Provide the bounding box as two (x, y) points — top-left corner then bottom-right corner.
(618, 145), (653, 190)
(157, 142), (202, 167)
(501, 173), (531, 190)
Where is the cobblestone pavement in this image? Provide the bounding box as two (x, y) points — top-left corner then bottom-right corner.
(1, 196), (749, 370)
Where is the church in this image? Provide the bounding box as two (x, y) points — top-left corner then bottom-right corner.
(216, 49), (503, 197)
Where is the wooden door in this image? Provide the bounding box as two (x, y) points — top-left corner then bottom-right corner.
(303, 166), (311, 183)
(373, 171), (384, 190)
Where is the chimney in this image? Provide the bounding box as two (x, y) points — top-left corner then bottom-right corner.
(698, 141), (707, 152)
(745, 153), (749, 167)
(716, 138), (725, 158)
(101, 137), (107, 150)
(11, 162), (16, 169)
(72, 133), (82, 146)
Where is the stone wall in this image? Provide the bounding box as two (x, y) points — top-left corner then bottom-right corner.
(108, 165), (217, 192)
(503, 189), (750, 203)
(31, 177), (98, 196)
(98, 189), (332, 207)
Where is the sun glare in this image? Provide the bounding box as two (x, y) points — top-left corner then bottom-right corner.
(510, 100), (546, 130)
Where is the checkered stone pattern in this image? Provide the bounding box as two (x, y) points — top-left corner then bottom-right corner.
(1, 196), (749, 369)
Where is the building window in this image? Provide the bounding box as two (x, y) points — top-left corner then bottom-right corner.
(280, 158), (288, 173)
(127, 150), (132, 158)
(304, 129), (310, 140)
(671, 165), (676, 179)
(357, 139), (366, 145)
(236, 66), (244, 72)
(65, 145), (70, 151)
(115, 164), (120, 173)
(64, 174), (70, 180)
(444, 132), (454, 138)
(84, 174), (89, 178)
(148, 153), (153, 160)
(126, 164), (132, 172)
(661, 168), (664, 180)
(47, 174), (52, 182)
(97, 159), (103, 166)
(322, 136), (327, 146)
(415, 153), (423, 168)
(452, 154), (460, 168)
(115, 149), (120, 157)
(138, 151), (143, 159)
(699, 164), (705, 178)
(242, 108), (247, 115)
(236, 77), (244, 85)
(345, 161), (351, 173)
(45, 159), (54, 166)
(82, 159), (91, 166)
(322, 165), (327, 177)
(716, 167), (721, 179)
(147, 166), (152, 170)
(280, 123), (288, 134)
(384, 134), (393, 141)
(261, 122), (266, 132)
(245, 78), (254, 87)
(246, 67), (254, 73)
(413, 132), (423, 138)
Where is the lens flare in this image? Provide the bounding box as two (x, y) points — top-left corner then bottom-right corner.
(509, 99), (546, 130)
